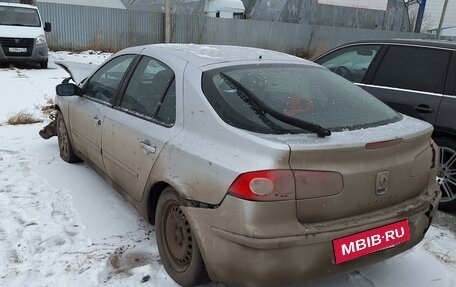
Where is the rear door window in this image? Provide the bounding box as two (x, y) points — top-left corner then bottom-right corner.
(372, 46), (451, 94)
(316, 45), (381, 83)
(119, 56), (176, 126)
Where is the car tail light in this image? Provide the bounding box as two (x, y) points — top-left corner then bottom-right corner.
(228, 170), (295, 201)
(228, 170), (344, 201)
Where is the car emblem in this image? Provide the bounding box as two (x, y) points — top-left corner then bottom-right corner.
(14, 39), (20, 44)
(376, 171), (389, 195)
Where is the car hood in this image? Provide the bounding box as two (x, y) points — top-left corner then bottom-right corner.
(0, 25), (43, 39)
(54, 61), (98, 85)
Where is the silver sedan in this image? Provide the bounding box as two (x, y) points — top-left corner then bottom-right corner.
(53, 44), (440, 287)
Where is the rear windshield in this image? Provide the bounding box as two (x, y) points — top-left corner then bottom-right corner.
(202, 64), (401, 134)
(0, 6), (41, 27)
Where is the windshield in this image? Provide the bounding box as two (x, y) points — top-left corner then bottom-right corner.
(0, 6), (41, 27)
(202, 64), (401, 134)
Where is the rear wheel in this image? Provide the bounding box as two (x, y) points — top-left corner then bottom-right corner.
(155, 187), (209, 286)
(435, 137), (456, 210)
(56, 112), (82, 163)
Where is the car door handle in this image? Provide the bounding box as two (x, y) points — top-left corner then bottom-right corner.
(140, 141), (156, 154)
(93, 115), (102, 126)
(413, 104), (434, 114)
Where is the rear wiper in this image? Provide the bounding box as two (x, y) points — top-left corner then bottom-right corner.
(219, 73), (331, 138)
(219, 74), (284, 133)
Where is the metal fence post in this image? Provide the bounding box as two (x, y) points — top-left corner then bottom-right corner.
(437, 0), (450, 39)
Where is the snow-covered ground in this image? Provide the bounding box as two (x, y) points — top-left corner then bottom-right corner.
(0, 52), (455, 287)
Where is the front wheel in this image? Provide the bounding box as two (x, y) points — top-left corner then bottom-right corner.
(435, 137), (456, 210)
(155, 187), (209, 287)
(39, 60), (48, 69)
(56, 112), (82, 163)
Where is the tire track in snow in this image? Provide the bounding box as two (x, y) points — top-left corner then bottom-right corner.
(0, 144), (169, 286)
(0, 147), (91, 285)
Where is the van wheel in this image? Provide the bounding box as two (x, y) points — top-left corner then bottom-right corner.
(40, 60), (48, 69)
(435, 137), (456, 210)
(57, 112), (82, 163)
(156, 187), (209, 286)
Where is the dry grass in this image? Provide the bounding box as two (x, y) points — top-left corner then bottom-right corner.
(46, 97), (55, 105)
(7, 111), (43, 125)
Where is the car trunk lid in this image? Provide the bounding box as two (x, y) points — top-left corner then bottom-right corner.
(264, 116), (435, 223)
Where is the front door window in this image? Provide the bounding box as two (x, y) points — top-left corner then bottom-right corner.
(316, 45), (381, 83)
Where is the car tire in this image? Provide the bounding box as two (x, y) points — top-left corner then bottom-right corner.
(56, 111), (82, 163)
(155, 187), (209, 287)
(40, 60), (48, 69)
(435, 137), (456, 210)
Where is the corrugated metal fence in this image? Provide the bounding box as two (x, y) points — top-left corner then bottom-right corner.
(38, 3), (164, 51)
(37, 2), (443, 55)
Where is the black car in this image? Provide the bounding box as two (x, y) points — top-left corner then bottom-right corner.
(314, 39), (456, 209)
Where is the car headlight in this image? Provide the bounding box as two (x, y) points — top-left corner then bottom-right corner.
(36, 34), (47, 45)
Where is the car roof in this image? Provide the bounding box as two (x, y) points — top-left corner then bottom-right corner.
(0, 2), (38, 9)
(138, 44), (312, 68)
(339, 38), (456, 50)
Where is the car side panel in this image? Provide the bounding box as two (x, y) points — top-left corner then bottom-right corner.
(143, 64), (291, 205)
(362, 85), (442, 124)
(435, 53), (456, 136)
(102, 109), (182, 202)
(361, 45), (449, 125)
(68, 97), (110, 171)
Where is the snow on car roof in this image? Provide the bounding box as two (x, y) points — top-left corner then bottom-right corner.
(141, 44), (315, 67)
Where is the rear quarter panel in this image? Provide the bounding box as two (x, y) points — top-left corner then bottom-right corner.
(147, 64), (291, 205)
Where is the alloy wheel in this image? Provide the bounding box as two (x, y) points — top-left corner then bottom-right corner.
(437, 146), (456, 202)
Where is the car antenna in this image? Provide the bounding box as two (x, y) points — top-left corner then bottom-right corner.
(259, 55), (262, 59)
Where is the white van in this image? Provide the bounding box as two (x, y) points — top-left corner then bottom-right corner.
(0, 2), (51, 68)
(204, 0), (245, 19)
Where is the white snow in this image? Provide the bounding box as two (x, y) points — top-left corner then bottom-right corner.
(0, 51), (455, 287)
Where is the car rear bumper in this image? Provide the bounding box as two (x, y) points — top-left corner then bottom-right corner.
(0, 43), (48, 63)
(183, 187), (440, 287)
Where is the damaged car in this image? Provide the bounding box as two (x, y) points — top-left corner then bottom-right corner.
(46, 44), (441, 287)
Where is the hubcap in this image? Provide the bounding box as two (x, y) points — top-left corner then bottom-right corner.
(437, 146), (456, 202)
(163, 202), (193, 272)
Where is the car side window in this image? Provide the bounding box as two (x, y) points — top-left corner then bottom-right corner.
(316, 45), (380, 83)
(372, 46), (451, 94)
(156, 79), (176, 126)
(85, 55), (135, 103)
(120, 56), (175, 126)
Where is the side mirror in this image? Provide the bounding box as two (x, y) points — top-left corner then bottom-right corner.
(56, 83), (83, 97)
(44, 22), (52, 32)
